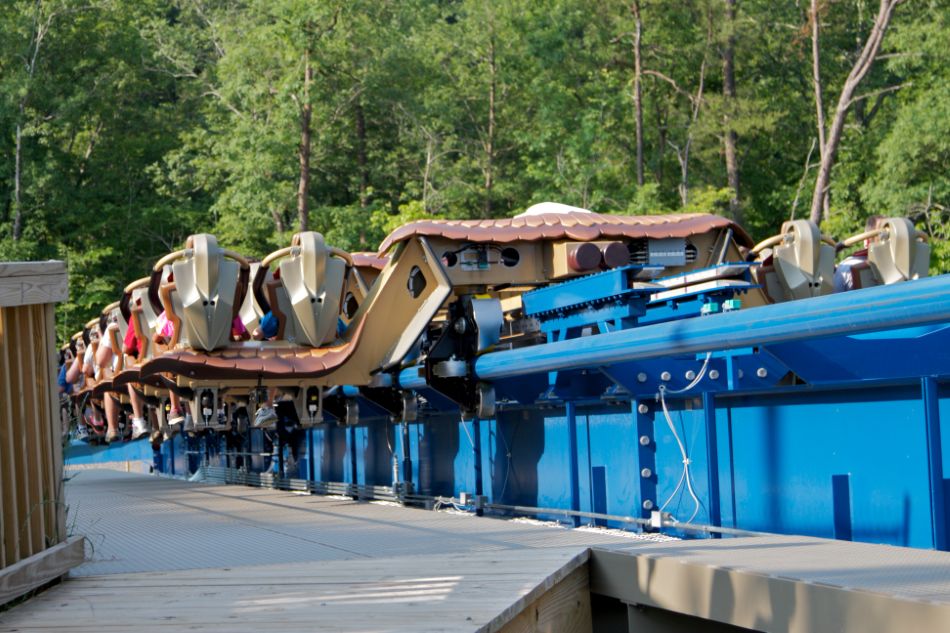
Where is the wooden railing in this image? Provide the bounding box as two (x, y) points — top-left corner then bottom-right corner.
(0, 261), (82, 604)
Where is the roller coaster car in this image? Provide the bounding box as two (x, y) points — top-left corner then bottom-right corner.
(751, 219), (837, 302)
(378, 209), (753, 291)
(130, 211), (751, 426)
(135, 230), (451, 427)
(837, 217), (930, 289)
(374, 210), (761, 418)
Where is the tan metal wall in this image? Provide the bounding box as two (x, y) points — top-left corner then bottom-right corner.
(0, 261), (68, 571)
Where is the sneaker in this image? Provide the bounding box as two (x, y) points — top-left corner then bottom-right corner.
(76, 424), (90, 441)
(163, 424), (178, 442)
(105, 428), (120, 444)
(131, 417), (149, 440)
(168, 408), (185, 426)
(150, 428), (162, 444)
(253, 406), (278, 429)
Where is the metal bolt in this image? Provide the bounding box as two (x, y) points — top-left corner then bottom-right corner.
(642, 499), (654, 510)
(637, 403), (649, 415)
(709, 369), (720, 380)
(660, 371), (671, 381)
(637, 372), (648, 383)
(641, 468), (652, 478)
(685, 370), (696, 381)
(639, 435), (651, 446)
(756, 367), (768, 378)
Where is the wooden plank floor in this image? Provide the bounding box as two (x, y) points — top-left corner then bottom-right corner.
(0, 470), (646, 632)
(0, 549), (591, 632)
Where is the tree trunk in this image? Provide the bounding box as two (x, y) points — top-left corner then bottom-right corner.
(75, 120), (103, 189)
(270, 209), (286, 234)
(423, 136), (435, 213)
(11, 2), (54, 241)
(655, 104), (667, 184)
(810, 0), (830, 218)
(810, 0), (903, 225)
(483, 35), (496, 218)
(12, 122), (23, 240)
(721, 0), (741, 222)
(355, 99), (369, 208)
(631, 1), (644, 187)
(297, 50), (313, 232)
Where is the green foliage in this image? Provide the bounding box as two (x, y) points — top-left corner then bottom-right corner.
(0, 0), (947, 341)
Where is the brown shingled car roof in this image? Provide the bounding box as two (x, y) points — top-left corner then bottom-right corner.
(139, 318), (367, 382)
(351, 252), (389, 270)
(141, 343), (356, 381)
(377, 211), (752, 254)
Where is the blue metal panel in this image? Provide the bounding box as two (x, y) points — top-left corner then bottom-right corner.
(583, 406), (642, 528)
(723, 388), (930, 547)
(453, 417), (477, 498)
(64, 437), (155, 466)
(653, 399), (711, 527)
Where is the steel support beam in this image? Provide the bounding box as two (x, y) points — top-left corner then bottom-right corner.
(703, 391), (721, 531)
(476, 275), (950, 380)
(922, 376), (947, 550)
(566, 402), (581, 527)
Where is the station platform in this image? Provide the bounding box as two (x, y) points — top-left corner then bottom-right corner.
(2, 469), (949, 632)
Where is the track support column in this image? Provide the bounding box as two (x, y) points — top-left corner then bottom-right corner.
(472, 417), (484, 515)
(922, 377), (947, 550)
(703, 391), (722, 532)
(566, 402), (581, 527)
(633, 399), (657, 522)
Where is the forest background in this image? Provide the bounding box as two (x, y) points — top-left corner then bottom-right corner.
(0, 0), (947, 341)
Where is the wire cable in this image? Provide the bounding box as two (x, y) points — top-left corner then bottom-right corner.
(460, 415), (475, 448)
(496, 423), (513, 501)
(655, 352), (712, 524)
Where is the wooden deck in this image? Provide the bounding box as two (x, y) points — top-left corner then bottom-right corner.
(5, 469), (950, 632)
(0, 470), (643, 632)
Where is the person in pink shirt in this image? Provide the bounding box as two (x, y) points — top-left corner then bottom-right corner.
(153, 311), (185, 426)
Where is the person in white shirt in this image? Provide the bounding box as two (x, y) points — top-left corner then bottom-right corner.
(833, 215), (883, 292)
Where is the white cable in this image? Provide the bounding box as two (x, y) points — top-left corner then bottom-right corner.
(497, 424), (512, 500)
(460, 416), (475, 448)
(655, 352), (711, 524)
(664, 352), (712, 394)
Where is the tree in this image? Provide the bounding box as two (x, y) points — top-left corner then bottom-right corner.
(631, 1), (644, 187)
(809, 0), (904, 225)
(720, 0), (741, 221)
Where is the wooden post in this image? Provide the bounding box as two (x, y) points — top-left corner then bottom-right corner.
(0, 260), (79, 603)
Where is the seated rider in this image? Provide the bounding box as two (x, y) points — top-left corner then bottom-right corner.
(251, 311), (280, 427)
(119, 313), (153, 441)
(152, 310), (186, 426)
(834, 215), (883, 292)
(57, 346), (75, 396)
